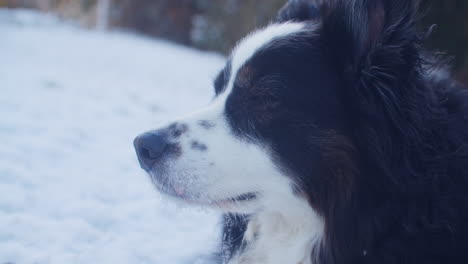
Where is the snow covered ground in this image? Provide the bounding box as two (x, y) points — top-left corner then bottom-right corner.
(0, 9), (224, 264)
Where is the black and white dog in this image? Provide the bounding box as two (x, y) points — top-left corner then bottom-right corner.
(134, 0), (468, 263)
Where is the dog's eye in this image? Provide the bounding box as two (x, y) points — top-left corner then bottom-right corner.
(247, 94), (282, 126)
(249, 77), (284, 104)
(248, 89), (282, 117)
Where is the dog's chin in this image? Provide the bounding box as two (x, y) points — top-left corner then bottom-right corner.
(156, 185), (259, 213)
(148, 169), (260, 213)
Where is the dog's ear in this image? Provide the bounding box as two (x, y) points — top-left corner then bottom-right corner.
(320, 0), (425, 179)
(275, 0), (321, 23)
(321, 0), (421, 85)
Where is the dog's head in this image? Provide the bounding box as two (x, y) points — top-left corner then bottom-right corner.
(134, 0), (421, 215)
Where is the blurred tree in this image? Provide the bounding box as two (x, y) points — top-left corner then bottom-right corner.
(96, 0), (111, 30)
(110, 0), (284, 51)
(112, 0), (196, 45)
(192, 0), (284, 53)
(3, 0), (102, 27)
(1, 0), (37, 8)
(3, 0), (468, 84)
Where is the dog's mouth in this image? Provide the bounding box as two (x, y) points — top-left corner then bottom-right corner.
(203, 192), (259, 212)
(176, 189), (258, 206)
(157, 181), (258, 209)
(211, 192), (257, 205)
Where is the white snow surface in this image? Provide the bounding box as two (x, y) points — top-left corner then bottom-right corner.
(0, 9), (224, 264)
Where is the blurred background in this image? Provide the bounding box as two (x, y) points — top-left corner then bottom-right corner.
(2, 0), (468, 84)
(0, 1), (467, 263)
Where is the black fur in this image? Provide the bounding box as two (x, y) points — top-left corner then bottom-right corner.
(221, 214), (249, 263)
(220, 0), (468, 263)
(276, 0), (321, 23)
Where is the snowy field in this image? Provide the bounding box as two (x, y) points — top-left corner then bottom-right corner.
(0, 9), (224, 264)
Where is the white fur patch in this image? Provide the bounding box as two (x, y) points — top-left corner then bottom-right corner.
(229, 194), (323, 264)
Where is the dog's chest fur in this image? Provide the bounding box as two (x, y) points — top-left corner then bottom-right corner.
(228, 198), (323, 264)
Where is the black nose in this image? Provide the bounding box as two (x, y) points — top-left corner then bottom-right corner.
(134, 130), (169, 171)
